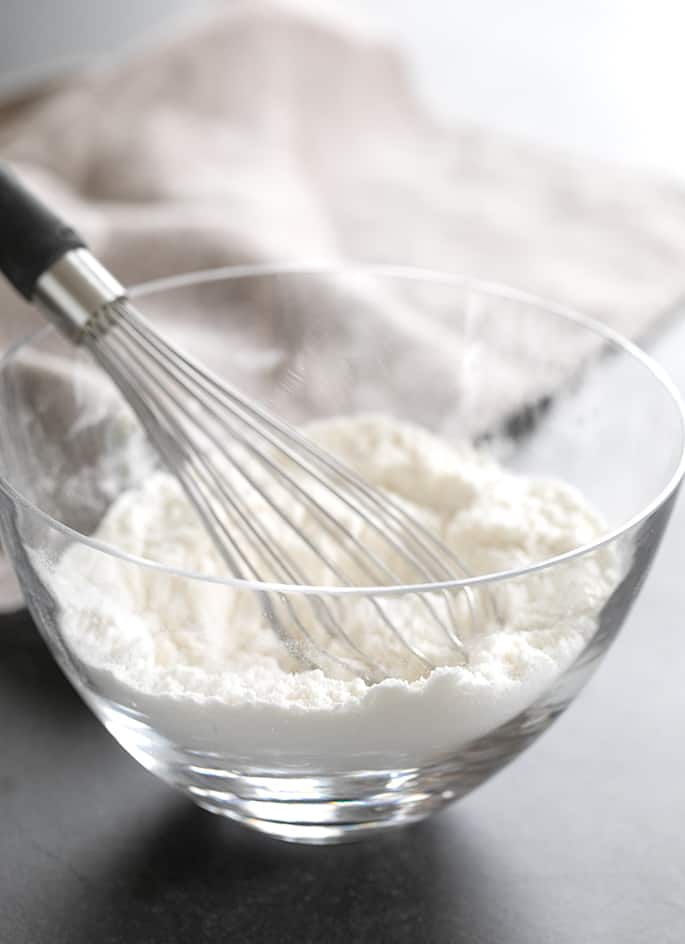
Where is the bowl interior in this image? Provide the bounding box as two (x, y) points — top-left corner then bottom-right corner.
(0, 267), (682, 580)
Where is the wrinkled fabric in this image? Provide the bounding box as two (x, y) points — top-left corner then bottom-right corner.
(1, 0), (685, 610)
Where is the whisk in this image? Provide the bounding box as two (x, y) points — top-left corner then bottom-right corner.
(0, 165), (476, 681)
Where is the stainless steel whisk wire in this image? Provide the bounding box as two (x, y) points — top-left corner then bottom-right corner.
(86, 301), (477, 680)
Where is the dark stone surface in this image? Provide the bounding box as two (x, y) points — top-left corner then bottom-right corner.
(2, 322), (685, 942)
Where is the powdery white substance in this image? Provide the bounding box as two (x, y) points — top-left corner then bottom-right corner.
(50, 415), (621, 766)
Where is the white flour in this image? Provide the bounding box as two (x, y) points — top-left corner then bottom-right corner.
(50, 415), (621, 767)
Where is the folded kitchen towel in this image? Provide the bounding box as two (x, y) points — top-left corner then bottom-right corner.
(1, 0), (685, 611)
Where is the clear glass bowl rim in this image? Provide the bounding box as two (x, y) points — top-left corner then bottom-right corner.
(1, 262), (683, 598)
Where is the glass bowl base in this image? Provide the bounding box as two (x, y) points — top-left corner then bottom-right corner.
(186, 772), (453, 844)
(82, 681), (581, 845)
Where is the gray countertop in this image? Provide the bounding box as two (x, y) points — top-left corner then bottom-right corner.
(1, 316), (684, 943)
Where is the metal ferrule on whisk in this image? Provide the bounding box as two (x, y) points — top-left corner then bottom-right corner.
(34, 248), (127, 343)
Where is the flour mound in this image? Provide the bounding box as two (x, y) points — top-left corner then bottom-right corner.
(50, 415), (621, 761)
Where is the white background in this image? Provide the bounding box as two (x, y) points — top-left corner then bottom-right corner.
(1, 0), (685, 181)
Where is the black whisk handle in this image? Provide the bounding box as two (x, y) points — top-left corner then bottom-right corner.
(0, 161), (86, 300)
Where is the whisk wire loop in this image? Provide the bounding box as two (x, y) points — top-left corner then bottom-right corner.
(86, 301), (476, 677)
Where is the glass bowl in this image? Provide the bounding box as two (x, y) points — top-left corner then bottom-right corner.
(0, 264), (683, 844)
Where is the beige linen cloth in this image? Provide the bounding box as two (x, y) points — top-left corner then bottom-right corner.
(1, 0), (685, 610)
